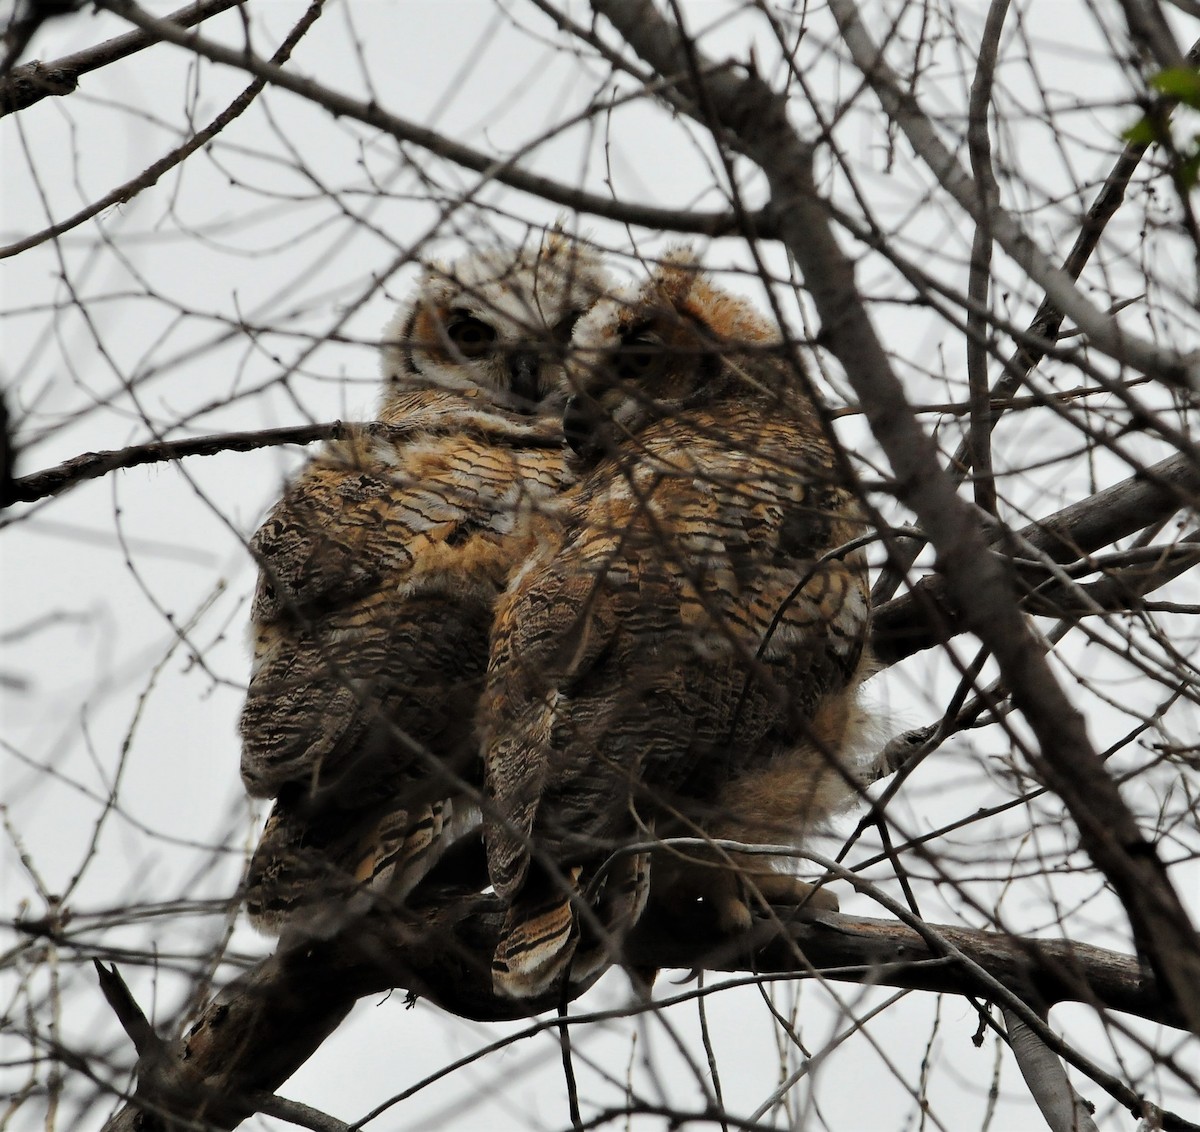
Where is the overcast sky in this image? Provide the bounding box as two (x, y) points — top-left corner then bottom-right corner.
(4, 2), (1198, 1129)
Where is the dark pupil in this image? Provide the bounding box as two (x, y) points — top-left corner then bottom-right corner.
(616, 338), (659, 381)
(448, 316), (496, 358)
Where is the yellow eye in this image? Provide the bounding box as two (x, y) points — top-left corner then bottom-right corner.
(447, 315), (497, 359)
(614, 333), (663, 382)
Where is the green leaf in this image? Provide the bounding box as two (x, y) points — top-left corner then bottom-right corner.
(1122, 116), (1160, 146)
(1177, 150), (1200, 190)
(1150, 67), (1200, 107)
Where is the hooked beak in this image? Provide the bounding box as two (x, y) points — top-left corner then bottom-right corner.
(563, 393), (602, 460)
(508, 351), (541, 411)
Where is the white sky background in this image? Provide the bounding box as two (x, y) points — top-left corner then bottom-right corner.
(3, 1), (1199, 1129)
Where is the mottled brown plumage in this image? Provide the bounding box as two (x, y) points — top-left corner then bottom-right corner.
(482, 251), (872, 997)
(240, 234), (610, 934)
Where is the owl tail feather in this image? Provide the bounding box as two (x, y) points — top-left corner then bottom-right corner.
(244, 798), (471, 936)
(492, 866), (582, 999)
(355, 797), (479, 902)
(492, 852), (652, 999)
(243, 805), (370, 935)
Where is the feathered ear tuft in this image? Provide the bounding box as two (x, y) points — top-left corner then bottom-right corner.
(646, 244), (706, 309)
(541, 216), (574, 258)
(646, 247), (779, 346)
(536, 224), (611, 301)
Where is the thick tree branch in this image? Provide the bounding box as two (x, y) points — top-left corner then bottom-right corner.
(591, 0), (1200, 1035)
(100, 894), (1189, 1132)
(872, 451), (1200, 663)
(1018, 531), (1200, 618)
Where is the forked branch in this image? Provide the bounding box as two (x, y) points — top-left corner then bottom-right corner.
(100, 894), (1191, 1132)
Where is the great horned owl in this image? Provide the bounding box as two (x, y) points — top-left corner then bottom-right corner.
(481, 250), (872, 998)
(239, 233), (611, 934)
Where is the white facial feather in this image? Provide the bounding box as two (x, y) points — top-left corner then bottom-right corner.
(380, 234), (611, 412)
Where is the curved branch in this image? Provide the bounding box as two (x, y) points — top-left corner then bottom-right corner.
(100, 895), (1191, 1132)
(87, 0), (751, 240)
(7, 421), (358, 505)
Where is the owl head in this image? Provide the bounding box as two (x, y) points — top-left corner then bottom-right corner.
(562, 247), (784, 461)
(381, 230), (611, 416)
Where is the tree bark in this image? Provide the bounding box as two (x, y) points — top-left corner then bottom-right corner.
(101, 895), (1186, 1132)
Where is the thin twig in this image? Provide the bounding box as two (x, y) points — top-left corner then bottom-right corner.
(10, 421), (357, 504)
(964, 0), (1010, 516)
(0, 0), (241, 115)
(0, 0), (327, 261)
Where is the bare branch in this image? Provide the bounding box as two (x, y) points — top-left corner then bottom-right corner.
(1120, 0), (1188, 70)
(591, 0), (1200, 1035)
(873, 452), (1200, 663)
(0, 0), (241, 116)
(1002, 1006), (1100, 1132)
(100, 894), (1192, 1132)
(964, 0), (1010, 516)
(826, 0), (1200, 392)
(0, 0), (326, 261)
(0, 386), (14, 509)
(94, 960), (164, 1062)
(872, 30), (1200, 604)
(87, 0), (753, 240)
(8, 421), (360, 505)
(1020, 531), (1200, 618)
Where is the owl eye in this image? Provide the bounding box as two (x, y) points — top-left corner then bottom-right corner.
(446, 314), (497, 359)
(614, 333), (664, 382)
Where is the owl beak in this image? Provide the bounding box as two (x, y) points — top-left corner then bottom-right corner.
(563, 393), (602, 459)
(508, 351), (541, 411)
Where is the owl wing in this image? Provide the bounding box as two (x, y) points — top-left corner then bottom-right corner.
(483, 411), (870, 994)
(482, 561), (621, 899)
(241, 418), (562, 931)
(483, 548), (674, 997)
(241, 427), (431, 803)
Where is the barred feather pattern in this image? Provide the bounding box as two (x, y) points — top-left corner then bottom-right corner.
(239, 236), (610, 934)
(482, 252), (872, 997)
